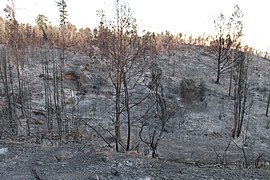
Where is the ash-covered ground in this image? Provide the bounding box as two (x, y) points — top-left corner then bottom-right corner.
(1, 44), (270, 179)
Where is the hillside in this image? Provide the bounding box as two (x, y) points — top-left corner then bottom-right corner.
(1, 43), (270, 179)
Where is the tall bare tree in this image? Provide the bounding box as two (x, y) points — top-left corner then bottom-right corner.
(97, 0), (151, 152)
(57, 0), (68, 134)
(207, 5), (243, 84)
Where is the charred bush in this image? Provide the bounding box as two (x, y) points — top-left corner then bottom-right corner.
(180, 78), (205, 103)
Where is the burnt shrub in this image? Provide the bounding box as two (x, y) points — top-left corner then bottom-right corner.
(180, 78), (205, 103)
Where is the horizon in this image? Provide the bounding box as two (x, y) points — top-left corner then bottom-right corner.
(0, 0), (269, 52)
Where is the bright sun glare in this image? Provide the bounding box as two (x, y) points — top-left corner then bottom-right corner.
(0, 0), (270, 52)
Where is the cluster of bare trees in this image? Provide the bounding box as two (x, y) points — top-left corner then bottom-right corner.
(198, 5), (255, 138)
(0, 0), (76, 142)
(1, 0), (270, 161)
(0, 1), (25, 136)
(231, 51), (250, 138)
(95, 0), (176, 154)
(0, 0), (175, 157)
(206, 5), (269, 138)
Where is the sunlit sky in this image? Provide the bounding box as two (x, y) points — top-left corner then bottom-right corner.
(0, 0), (270, 52)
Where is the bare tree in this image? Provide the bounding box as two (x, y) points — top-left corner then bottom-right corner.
(206, 5), (243, 84)
(231, 51), (250, 138)
(97, 0), (151, 152)
(139, 64), (174, 158)
(57, 0), (69, 134)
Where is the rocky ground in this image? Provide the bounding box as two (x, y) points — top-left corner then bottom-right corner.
(1, 140), (270, 180)
(1, 44), (270, 179)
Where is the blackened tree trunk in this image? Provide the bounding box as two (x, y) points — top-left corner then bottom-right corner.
(216, 41), (222, 83)
(266, 91), (270, 117)
(232, 52), (249, 138)
(123, 71), (131, 151)
(114, 66), (122, 152)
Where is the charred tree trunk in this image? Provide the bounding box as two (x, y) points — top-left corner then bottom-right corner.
(114, 74), (122, 152)
(123, 71), (131, 151)
(266, 91), (270, 117)
(228, 50), (235, 97)
(52, 50), (62, 140)
(216, 43), (222, 84)
(232, 52), (249, 138)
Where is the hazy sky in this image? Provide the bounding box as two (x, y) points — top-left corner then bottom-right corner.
(0, 0), (270, 51)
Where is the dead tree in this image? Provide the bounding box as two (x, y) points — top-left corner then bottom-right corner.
(57, 0), (68, 134)
(232, 51), (249, 138)
(97, 0), (151, 152)
(206, 5), (243, 84)
(139, 64), (173, 158)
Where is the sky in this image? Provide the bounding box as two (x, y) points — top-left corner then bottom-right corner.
(0, 0), (270, 52)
